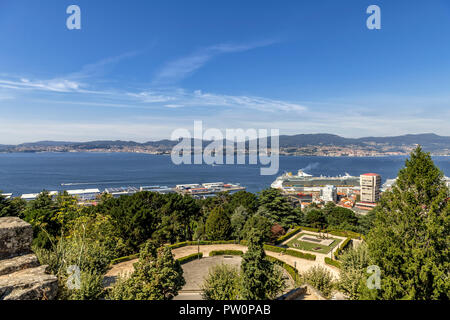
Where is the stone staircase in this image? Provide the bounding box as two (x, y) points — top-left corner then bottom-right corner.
(0, 217), (58, 300)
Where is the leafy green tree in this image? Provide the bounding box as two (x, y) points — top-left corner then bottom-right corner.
(228, 191), (258, 214)
(109, 241), (185, 300)
(322, 201), (336, 215)
(240, 229), (286, 299)
(241, 214), (272, 243)
(201, 264), (241, 300)
(338, 243), (370, 300)
(257, 188), (299, 228)
(326, 206), (358, 230)
(193, 220), (206, 240)
(305, 209), (327, 229)
(205, 207), (231, 240)
(97, 192), (164, 252)
(356, 210), (376, 235)
(230, 206), (249, 240)
(364, 146), (449, 300)
(154, 193), (201, 243)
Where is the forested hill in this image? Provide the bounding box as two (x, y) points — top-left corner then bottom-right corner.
(1, 133), (449, 154)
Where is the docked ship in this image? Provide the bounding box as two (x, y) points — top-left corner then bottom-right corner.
(271, 170), (360, 192)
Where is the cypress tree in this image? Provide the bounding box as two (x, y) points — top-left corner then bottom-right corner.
(240, 229), (286, 299)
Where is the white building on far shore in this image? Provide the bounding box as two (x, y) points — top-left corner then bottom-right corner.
(321, 185), (337, 203)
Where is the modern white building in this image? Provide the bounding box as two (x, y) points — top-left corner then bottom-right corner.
(360, 173), (382, 203)
(321, 185), (337, 203)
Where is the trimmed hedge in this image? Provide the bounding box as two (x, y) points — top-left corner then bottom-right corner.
(263, 244), (316, 261)
(110, 253), (139, 265)
(275, 226), (302, 244)
(324, 257), (342, 269)
(263, 244), (285, 253)
(298, 226), (364, 240)
(326, 229), (364, 239)
(266, 256), (301, 284)
(333, 237), (352, 259)
(177, 252), (203, 264)
(285, 249), (316, 261)
(300, 226), (321, 232)
(168, 240), (238, 249)
(209, 250), (244, 257)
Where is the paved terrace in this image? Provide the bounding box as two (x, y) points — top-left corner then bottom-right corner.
(105, 235), (348, 287)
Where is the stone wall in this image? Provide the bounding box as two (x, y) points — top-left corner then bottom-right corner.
(0, 217), (58, 300)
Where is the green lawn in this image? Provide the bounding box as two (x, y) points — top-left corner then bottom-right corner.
(286, 232), (342, 254)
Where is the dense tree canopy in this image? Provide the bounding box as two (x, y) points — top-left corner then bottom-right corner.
(205, 206), (231, 241)
(257, 188), (300, 228)
(362, 147), (449, 300)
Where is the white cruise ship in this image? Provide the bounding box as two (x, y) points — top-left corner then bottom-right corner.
(271, 170), (360, 191)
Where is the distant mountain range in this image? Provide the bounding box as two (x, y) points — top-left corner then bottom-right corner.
(1, 133), (449, 155)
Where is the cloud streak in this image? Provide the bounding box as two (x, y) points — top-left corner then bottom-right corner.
(129, 88), (307, 113)
(153, 39), (279, 84)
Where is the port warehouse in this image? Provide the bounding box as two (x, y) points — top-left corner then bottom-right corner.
(5, 182), (246, 202)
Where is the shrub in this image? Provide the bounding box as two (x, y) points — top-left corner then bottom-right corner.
(324, 257), (342, 269)
(209, 250), (244, 257)
(303, 266), (335, 298)
(177, 252), (203, 264)
(201, 264), (241, 300)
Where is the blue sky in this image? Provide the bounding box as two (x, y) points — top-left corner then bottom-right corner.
(0, 0), (450, 144)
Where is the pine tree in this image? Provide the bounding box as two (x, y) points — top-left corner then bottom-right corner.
(240, 229), (286, 299)
(257, 188), (300, 229)
(363, 146), (449, 300)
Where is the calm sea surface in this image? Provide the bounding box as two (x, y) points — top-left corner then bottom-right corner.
(0, 153), (449, 196)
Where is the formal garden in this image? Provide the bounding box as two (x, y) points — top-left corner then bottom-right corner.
(286, 232), (342, 254)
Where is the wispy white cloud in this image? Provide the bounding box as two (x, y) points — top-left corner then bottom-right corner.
(0, 78), (83, 93)
(0, 51), (139, 94)
(68, 51), (140, 80)
(153, 39), (279, 84)
(129, 88), (307, 113)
